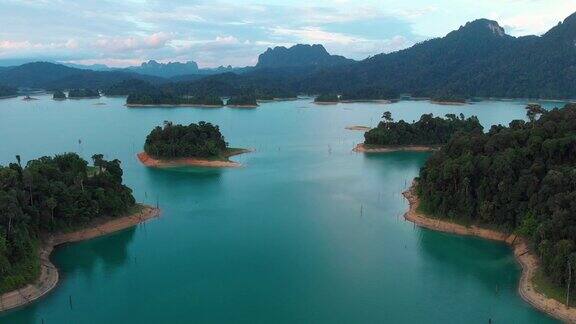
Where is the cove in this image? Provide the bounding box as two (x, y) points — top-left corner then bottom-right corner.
(0, 96), (559, 323)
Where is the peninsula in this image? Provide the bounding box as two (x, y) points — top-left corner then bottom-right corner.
(411, 103), (576, 321)
(0, 153), (159, 312)
(138, 121), (250, 168)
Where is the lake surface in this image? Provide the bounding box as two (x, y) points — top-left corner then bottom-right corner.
(0, 96), (561, 323)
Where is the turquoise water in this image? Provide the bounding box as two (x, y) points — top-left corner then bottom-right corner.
(0, 96), (560, 323)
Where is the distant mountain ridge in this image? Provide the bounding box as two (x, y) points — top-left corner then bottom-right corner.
(0, 62), (164, 89)
(3, 12), (576, 99)
(256, 44), (354, 68)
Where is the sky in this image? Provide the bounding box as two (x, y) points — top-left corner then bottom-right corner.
(0, 0), (575, 68)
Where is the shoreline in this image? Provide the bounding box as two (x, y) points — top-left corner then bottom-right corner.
(226, 104), (258, 108)
(403, 184), (576, 323)
(137, 149), (252, 168)
(314, 101), (339, 105)
(353, 143), (440, 153)
(0, 205), (160, 313)
(126, 103), (223, 108)
(429, 100), (467, 106)
(345, 126), (372, 131)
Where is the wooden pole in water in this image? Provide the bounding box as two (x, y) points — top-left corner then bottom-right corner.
(69, 295), (73, 310)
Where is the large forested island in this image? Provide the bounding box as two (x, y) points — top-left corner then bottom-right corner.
(226, 92), (258, 107)
(340, 87), (399, 102)
(138, 121), (249, 168)
(127, 89), (223, 107)
(68, 88), (100, 99)
(356, 112), (483, 152)
(0, 84), (17, 98)
(412, 103), (576, 319)
(52, 90), (66, 100)
(0, 153), (159, 310)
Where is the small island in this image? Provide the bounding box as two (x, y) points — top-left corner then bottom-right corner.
(0, 153), (159, 311)
(227, 92), (258, 108)
(0, 84), (17, 99)
(68, 88), (100, 99)
(138, 121), (250, 168)
(355, 111), (482, 153)
(52, 90), (66, 100)
(411, 104), (576, 322)
(314, 94), (339, 104)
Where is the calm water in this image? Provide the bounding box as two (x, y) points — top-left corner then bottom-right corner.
(0, 96), (561, 323)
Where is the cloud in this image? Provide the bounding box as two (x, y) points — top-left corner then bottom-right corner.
(94, 32), (172, 52)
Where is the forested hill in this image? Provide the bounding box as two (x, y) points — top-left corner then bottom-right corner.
(256, 44), (354, 69)
(416, 103), (576, 291)
(0, 62), (164, 89)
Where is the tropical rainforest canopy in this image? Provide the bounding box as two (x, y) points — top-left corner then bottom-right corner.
(144, 121), (228, 159)
(0, 153), (135, 293)
(416, 104), (576, 290)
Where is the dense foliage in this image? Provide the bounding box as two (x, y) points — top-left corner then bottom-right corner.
(364, 112), (483, 146)
(314, 94), (339, 103)
(68, 88), (100, 98)
(340, 87), (399, 101)
(103, 79), (156, 96)
(144, 121), (228, 159)
(417, 104), (576, 291)
(127, 88), (223, 106)
(0, 153), (135, 292)
(0, 84), (17, 98)
(52, 90), (66, 99)
(255, 88), (297, 100)
(227, 91), (257, 106)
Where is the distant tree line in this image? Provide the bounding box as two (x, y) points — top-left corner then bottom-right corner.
(364, 112), (483, 146)
(52, 90), (66, 100)
(144, 121), (228, 159)
(314, 94), (339, 103)
(227, 89), (258, 106)
(0, 153), (135, 293)
(68, 89), (100, 98)
(340, 87), (399, 101)
(416, 104), (576, 295)
(0, 84), (17, 98)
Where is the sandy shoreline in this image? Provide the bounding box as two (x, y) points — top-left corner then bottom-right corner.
(0, 205), (160, 312)
(227, 104), (258, 108)
(429, 100), (467, 106)
(346, 126), (372, 131)
(403, 183), (576, 323)
(353, 143), (440, 153)
(137, 149), (251, 168)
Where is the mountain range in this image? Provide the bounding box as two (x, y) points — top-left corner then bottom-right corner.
(1, 12), (576, 99)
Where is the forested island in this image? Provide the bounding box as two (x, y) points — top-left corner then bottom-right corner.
(356, 112), (483, 152)
(0, 84), (17, 98)
(314, 94), (339, 104)
(414, 104), (576, 316)
(227, 92), (258, 107)
(52, 90), (66, 100)
(340, 87), (399, 102)
(0, 153), (157, 300)
(68, 89), (100, 99)
(127, 89), (223, 107)
(138, 121), (249, 168)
